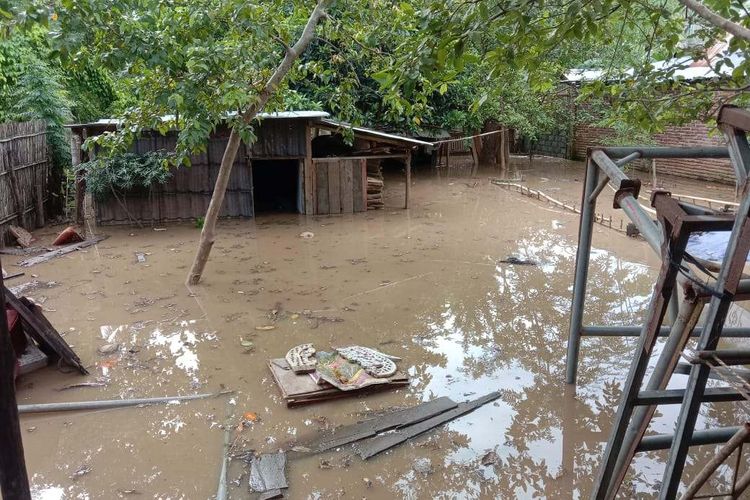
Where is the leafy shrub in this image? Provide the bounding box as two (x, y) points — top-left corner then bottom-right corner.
(79, 151), (172, 201)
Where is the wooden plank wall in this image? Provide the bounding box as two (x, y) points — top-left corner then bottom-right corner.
(247, 119), (307, 158)
(0, 121), (49, 246)
(313, 158), (366, 215)
(95, 131), (254, 225)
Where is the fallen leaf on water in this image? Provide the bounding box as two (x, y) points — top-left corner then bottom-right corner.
(243, 411), (258, 422)
(255, 325), (276, 331)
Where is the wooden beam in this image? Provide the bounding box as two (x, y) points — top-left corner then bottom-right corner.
(0, 264), (31, 500)
(304, 123), (314, 215)
(3, 290), (87, 375)
(312, 154), (408, 161)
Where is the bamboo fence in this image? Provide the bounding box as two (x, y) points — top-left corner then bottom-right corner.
(0, 121), (49, 246)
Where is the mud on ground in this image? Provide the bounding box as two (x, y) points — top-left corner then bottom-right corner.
(10, 157), (749, 499)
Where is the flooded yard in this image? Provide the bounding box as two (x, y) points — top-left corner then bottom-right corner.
(10, 158), (747, 498)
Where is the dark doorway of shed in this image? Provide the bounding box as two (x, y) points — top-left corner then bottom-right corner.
(252, 159), (302, 214)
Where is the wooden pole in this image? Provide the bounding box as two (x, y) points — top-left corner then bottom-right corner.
(71, 133), (84, 225)
(0, 258), (31, 500)
(186, 0), (332, 285)
(405, 151), (412, 209)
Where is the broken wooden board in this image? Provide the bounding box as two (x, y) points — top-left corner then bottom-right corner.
(268, 359), (408, 406)
(355, 391), (502, 459)
(299, 396), (457, 453)
(9, 225), (33, 248)
(0, 246), (47, 256)
(3, 289), (88, 374)
(249, 453), (288, 493)
(18, 236), (107, 267)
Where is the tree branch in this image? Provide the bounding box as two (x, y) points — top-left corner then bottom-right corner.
(186, 0), (332, 285)
(677, 0), (750, 42)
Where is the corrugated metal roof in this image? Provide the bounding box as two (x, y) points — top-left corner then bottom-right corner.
(66, 111), (329, 129)
(319, 119), (433, 147)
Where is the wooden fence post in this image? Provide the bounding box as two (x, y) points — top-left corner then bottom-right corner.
(0, 260), (31, 500)
(5, 149), (26, 229)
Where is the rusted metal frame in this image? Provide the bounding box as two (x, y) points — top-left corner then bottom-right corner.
(597, 146), (729, 159)
(686, 349), (750, 366)
(581, 326), (750, 337)
(634, 387), (744, 405)
(680, 423), (750, 500)
(660, 119), (750, 500)
(565, 157), (599, 384)
(605, 295), (705, 498)
(639, 426), (748, 452)
(588, 152), (641, 203)
(592, 193), (693, 500)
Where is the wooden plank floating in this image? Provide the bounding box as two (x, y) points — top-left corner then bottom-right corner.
(17, 236), (107, 267)
(356, 391), (502, 459)
(300, 396), (458, 453)
(268, 359), (409, 406)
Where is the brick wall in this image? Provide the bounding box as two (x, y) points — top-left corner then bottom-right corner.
(572, 120), (734, 184)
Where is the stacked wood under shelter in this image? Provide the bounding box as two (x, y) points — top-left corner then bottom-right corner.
(366, 160), (384, 210)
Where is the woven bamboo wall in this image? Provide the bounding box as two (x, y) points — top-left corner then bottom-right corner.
(0, 120), (49, 246)
(95, 131), (254, 225)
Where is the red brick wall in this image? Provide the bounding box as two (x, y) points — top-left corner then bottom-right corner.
(573, 121), (734, 184)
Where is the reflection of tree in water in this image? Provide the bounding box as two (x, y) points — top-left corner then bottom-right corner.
(410, 229), (750, 497)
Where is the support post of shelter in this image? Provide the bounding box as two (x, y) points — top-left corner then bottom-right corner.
(71, 133), (84, 226)
(565, 157), (598, 384)
(405, 151), (411, 209)
(0, 259), (31, 500)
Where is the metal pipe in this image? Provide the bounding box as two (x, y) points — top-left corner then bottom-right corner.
(591, 150), (663, 253)
(17, 391), (231, 414)
(638, 426), (747, 452)
(615, 152), (642, 166)
(580, 326), (750, 338)
(596, 146), (729, 159)
(732, 467), (750, 498)
(589, 176), (610, 203)
(606, 299), (703, 499)
(680, 423), (750, 499)
(566, 158), (599, 384)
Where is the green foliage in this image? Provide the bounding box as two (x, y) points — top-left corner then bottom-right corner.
(0, 32), (72, 170)
(195, 216), (205, 229)
(80, 151), (172, 201)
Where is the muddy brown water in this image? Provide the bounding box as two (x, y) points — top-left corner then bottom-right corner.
(8, 157), (749, 499)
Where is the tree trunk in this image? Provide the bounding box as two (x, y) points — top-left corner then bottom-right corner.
(677, 0), (750, 41)
(186, 0), (332, 285)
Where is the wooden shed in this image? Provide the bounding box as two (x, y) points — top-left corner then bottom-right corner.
(68, 112), (431, 225)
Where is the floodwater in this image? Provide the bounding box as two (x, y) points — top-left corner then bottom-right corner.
(8, 157), (750, 499)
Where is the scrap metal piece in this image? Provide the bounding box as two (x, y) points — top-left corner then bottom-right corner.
(334, 346), (397, 378)
(249, 452), (288, 493)
(285, 344), (317, 374)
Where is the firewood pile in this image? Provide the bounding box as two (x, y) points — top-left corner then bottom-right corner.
(367, 161), (384, 210)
